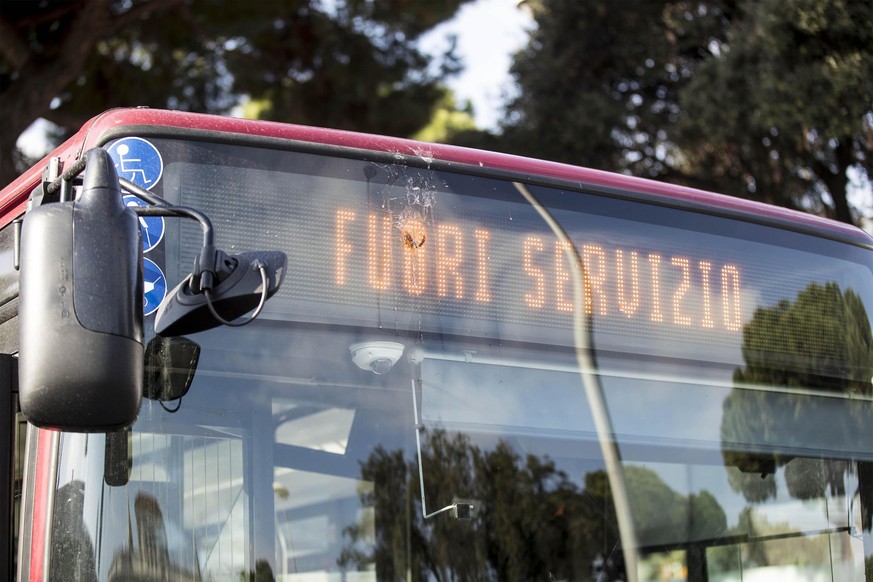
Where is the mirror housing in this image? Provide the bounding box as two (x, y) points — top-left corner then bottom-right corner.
(155, 250), (286, 336)
(143, 335), (200, 401)
(18, 148), (144, 431)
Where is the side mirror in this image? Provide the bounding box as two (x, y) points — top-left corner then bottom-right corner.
(18, 148), (144, 431)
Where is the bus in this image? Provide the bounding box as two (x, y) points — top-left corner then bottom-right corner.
(0, 108), (871, 581)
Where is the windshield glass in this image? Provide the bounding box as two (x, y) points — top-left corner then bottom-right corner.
(46, 138), (873, 582)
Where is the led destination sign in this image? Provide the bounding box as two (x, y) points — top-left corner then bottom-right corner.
(333, 209), (744, 333)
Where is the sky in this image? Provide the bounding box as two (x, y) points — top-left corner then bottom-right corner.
(419, 0), (534, 130)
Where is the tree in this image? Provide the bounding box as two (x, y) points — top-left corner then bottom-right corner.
(501, 0), (872, 225)
(677, 0), (873, 223)
(0, 0), (469, 187)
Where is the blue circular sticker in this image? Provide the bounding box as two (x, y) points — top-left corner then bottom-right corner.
(123, 195), (165, 253)
(108, 137), (164, 190)
(143, 258), (167, 316)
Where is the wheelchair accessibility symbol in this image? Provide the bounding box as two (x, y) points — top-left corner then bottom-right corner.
(108, 137), (163, 190)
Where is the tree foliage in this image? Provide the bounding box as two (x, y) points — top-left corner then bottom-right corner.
(502, 1), (685, 175)
(501, 0), (873, 225)
(0, 0), (469, 187)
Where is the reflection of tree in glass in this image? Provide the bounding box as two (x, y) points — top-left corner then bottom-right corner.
(340, 429), (726, 581)
(722, 282), (873, 527)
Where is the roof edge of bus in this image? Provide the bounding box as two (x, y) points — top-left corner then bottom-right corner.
(0, 115), (94, 220)
(2, 107), (871, 247)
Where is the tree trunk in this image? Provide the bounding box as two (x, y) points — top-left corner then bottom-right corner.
(816, 140), (855, 226)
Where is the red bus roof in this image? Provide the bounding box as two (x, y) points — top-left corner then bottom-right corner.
(2, 107), (870, 246)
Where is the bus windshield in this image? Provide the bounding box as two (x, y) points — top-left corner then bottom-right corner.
(43, 138), (873, 581)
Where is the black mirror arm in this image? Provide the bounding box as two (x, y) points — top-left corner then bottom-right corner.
(117, 177), (169, 207)
(129, 205), (214, 249)
(130, 204), (219, 292)
(121, 176), (273, 321)
(117, 177), (220, 292)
